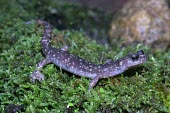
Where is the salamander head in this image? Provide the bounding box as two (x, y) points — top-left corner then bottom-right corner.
(121, 50), (148, 68)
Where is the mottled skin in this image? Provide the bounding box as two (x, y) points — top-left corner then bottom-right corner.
(30, 20), (147, 90)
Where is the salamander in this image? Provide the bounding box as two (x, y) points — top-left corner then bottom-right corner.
(30, 20), (147, 90)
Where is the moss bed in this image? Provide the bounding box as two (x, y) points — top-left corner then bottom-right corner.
(0, 0), (170, 112)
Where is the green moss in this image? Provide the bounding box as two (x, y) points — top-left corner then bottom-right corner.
(0, 0), (169, 112)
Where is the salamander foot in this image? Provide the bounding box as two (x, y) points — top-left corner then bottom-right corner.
(30, 70), (44, 82)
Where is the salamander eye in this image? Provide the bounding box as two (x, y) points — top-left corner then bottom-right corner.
(131, 54), (139, 61)
(138, 50), (144, 55)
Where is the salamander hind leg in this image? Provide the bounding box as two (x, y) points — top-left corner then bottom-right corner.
(88, 75), (100, 91)
(30, 58), (51, 82)
(30, 70), (45, 82)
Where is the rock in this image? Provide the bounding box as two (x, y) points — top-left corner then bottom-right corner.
(109, 0), (170, 50)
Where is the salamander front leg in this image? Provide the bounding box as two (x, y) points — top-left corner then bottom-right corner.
(61, 45), (69, 51)
(30, 58), (51, 82)
(105, 58), (113, 63)
(88, 75), (100, 91)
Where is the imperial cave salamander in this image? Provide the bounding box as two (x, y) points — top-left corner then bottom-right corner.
(30, 20), (147, 90)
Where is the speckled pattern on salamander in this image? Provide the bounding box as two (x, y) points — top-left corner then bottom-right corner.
(30, 20), (147, 90)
